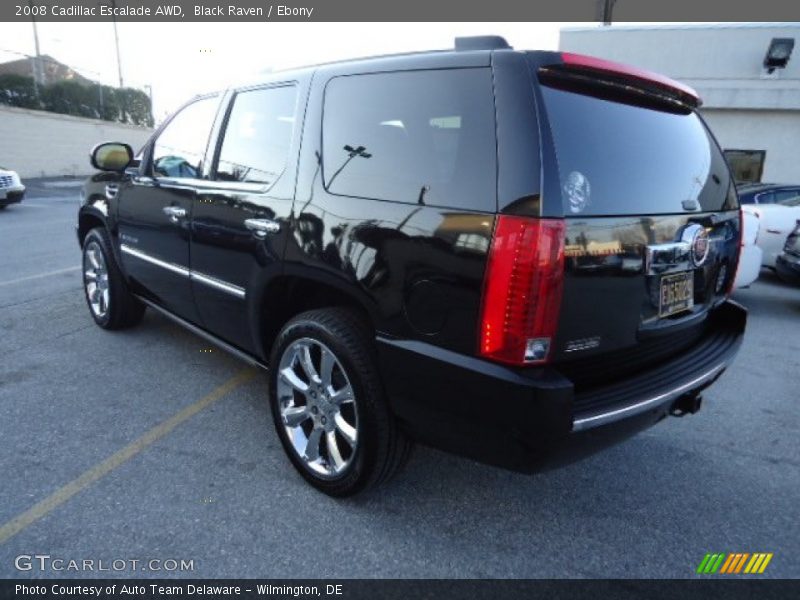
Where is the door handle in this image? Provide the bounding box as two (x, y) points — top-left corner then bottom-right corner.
(162, 206), (187, 223)
(244, 218), (280, 238)
(104, 184), (119, 200)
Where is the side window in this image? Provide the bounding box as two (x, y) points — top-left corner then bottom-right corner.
(756, 192), (774, 204)
(322, 69), (496, 211)
(216, 85), (298, 186)
(775, 190), (800, 203)
(152, 96), (219, 179)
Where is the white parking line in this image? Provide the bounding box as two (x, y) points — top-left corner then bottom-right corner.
(0, 266), (80, 287)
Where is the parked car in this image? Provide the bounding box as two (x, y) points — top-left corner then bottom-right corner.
(77, 37), (746, 496)
(734, 209), (762, 289)
(0, 167), (25, 209)
(775, 221), (800, 285)
(743, 196), (800, 268)
(737, 183), (800, 205)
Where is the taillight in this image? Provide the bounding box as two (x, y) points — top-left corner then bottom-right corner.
(725, 208), (744, 296)
(478, 216), (566, 365)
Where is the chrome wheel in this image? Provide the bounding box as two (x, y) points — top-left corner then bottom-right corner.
(276, 337), (358, 478)
(83, 240), (110, 319)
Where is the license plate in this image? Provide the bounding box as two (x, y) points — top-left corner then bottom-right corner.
(659, 271), (694, 317)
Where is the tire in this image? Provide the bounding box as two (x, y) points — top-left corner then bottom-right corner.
(81, 227), (145, 330)
(268, 307), (412, 496)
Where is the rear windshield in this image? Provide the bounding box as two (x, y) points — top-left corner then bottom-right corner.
(539, 85), (737, 216)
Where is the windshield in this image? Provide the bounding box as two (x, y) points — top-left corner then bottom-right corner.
(539, 85), (737, 216)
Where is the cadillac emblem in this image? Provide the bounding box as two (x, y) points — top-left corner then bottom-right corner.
(681, 223), (710, 267)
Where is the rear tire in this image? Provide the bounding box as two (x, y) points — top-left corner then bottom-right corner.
(81, 227), (145, 330)
(268, 307), (412, 496)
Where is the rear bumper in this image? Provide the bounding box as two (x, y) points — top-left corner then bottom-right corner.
(376, 300), (746, 472)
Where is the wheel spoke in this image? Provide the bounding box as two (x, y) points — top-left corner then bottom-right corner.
(101, 289), (110, 313)
(88, 248), (100, 269)
(303, 427), (323, 462)
(319, 348), (335, 388)
(298, 344), (321, 384)
(280, 367), (309, 393)
(330, 384), (354, 405)
(84, 270), (97, 281)
(334, 413), (357, 447)
(326, 431), (345, 471)
(282, 405), (310, 427)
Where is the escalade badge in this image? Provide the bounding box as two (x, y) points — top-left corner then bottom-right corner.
(681, 223), (710, 267)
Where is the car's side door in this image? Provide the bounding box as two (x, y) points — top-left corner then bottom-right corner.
(191, 82), (305, 353)
(117, 94), (221, 323)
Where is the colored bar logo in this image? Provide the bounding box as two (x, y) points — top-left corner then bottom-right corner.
(696, 553), (773, 574)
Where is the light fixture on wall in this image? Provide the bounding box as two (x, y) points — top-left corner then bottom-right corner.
(763, 38), (794, 74)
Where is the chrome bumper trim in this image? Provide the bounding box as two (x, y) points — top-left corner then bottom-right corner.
(572, 362), (728, 432)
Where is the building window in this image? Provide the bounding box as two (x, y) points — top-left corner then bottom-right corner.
(724, 149), (766, 184)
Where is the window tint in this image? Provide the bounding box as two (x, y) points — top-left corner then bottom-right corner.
(322, 69), (496, 211)
(540, 86), (737, 216)
(152, 96), (218, 179)
(216, 85), (298, 185)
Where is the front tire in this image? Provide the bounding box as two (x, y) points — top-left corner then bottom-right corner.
(82, 227), (145, 330)
(268, 308), (412, 496)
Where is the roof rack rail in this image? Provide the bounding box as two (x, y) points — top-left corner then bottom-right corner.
(454, 36), (512, 51)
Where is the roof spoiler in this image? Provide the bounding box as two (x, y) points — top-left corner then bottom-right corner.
(544, 52), (702, 109)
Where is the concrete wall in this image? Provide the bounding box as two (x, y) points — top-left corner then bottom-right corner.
(559, 24), (800, 183)
(0, 105), (153, 178)
(703, 109), (798, 183)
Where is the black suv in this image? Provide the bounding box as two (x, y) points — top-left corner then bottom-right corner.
(78, 36), (746, 496)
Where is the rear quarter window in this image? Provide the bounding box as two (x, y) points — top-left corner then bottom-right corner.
(540, 86), (737, 216)
(322, 68), (497, 212)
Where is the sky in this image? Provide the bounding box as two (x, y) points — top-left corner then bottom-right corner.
(0, 22), (595, 122)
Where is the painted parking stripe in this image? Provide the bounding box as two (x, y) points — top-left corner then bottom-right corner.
(0, 266), (80, 287)
(0, 367), (257, 544)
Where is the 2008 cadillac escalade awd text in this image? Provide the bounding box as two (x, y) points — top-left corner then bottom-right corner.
(77, 36), (746, 496)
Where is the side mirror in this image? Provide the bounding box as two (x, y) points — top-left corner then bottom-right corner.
(90, 142), (133, 172)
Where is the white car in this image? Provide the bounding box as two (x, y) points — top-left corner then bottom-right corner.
(742, 196), (800, 268)
(734, 209), (762, 289)
(0, 167), (25, 209)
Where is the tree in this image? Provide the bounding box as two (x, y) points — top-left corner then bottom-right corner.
(0, 74), (153, 127)
(0, 74), (40, 109)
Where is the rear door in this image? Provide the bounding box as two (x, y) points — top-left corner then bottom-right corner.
(530, 57), (740, 384)
(118, 95), (220, 323)
(191, 82), (304, 353)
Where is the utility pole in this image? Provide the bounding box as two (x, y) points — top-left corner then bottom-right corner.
(111, 0), (124, 87)
(27, 0), (43, 102)
(595, 0), (617, 25)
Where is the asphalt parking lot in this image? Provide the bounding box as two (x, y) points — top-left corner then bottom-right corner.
(0, 180), (798, 579)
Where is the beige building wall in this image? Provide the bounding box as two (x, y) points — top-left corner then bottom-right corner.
(0, 105), (153, 178)
(559, 24), (800, 184)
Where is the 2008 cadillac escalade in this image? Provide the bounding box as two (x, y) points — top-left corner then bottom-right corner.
(77, 36), (746, 496)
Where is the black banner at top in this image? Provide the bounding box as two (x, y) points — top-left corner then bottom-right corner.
(1, 0), (800, 22)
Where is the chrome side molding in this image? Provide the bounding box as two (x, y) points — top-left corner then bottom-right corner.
(120, 244), (245, 299)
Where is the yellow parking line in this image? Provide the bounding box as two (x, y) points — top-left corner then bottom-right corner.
(0, 368), (258, 545)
